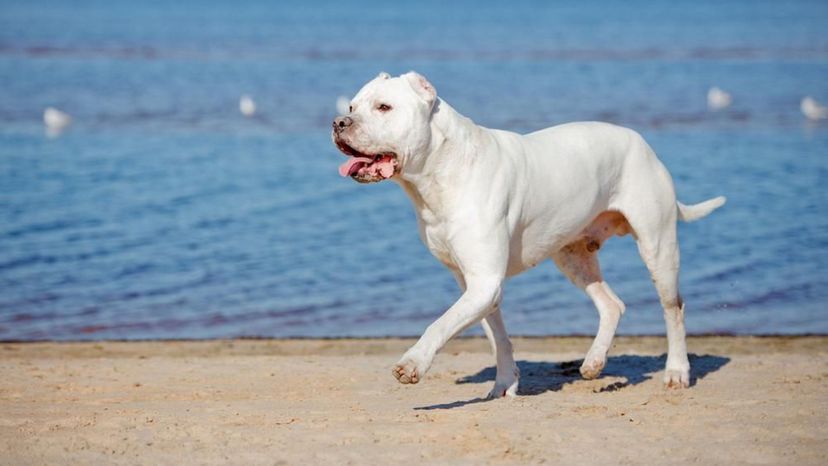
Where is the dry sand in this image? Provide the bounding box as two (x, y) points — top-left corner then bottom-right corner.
(1, 336), (826, 465)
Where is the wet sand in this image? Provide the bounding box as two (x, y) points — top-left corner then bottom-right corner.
(1, 336), (826, 465)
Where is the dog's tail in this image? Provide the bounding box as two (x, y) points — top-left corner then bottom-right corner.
(676, 196), (726, 222)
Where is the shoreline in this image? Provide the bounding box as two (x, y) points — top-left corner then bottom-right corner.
(3, 334), (825, 357)
(2, 336), (826, 464)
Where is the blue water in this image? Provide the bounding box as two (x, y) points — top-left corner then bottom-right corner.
(1, 0), (827, 340)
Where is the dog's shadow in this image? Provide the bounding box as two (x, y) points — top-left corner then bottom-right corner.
(414, 353), (730, 410)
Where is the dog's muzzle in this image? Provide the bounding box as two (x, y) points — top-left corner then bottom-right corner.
(333, 115), (353, 134)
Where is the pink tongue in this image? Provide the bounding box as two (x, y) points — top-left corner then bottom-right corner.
(338, 157), (373, 177)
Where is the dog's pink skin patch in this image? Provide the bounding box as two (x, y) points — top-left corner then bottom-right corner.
(377, 158), (396, 178)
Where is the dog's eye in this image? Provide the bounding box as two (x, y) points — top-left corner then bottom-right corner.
(377, 104), (392, 112)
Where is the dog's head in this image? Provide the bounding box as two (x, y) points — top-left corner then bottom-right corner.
(332, 71), (437, 183)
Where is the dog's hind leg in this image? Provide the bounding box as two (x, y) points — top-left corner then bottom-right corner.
(635, 226), (689, 388)
(622, 203), (690, 388)
(454, 272), (518, 398)
(552, 236), (626, 380)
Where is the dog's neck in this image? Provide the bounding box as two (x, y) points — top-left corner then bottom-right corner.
(430, 98), (480, 150)
(396, 98), (482, 215)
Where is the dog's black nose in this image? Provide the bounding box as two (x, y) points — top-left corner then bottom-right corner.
(333, 115), (353, 132)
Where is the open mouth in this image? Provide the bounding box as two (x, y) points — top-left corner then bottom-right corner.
(335, 139), (399, 183)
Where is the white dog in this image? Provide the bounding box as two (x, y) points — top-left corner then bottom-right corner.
(332, 71), (725, 398)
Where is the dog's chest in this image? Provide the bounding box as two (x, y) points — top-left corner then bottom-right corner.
(417, 206), (456, 267)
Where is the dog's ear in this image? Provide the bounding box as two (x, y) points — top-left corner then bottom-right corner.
(377, 71), (390, 80)
(403, 71), (437, 108)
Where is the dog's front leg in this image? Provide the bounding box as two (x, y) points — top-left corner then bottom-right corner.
(482, 307), (520, 398)
(392, 273), (504, 385)
(452, 271), (519, 398)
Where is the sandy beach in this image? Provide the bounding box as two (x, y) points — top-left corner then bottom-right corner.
(1, 336), (826, 465)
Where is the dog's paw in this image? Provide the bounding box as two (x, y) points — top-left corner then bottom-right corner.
(487, 365), (519, 399)
(663, 368), (690, 389)
(392, 357), (425, 385)
(579, 355), (606, 380)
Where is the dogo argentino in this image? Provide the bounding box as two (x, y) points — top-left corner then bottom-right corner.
(332, 71), (725, 398)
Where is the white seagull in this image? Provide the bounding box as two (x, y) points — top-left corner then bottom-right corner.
(239, 94), (256, 117)
(801, 96), (828, 120)
(43, 107), (72, 131)
(707, 87), (732, 111)
(336, 95), (351, 115)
